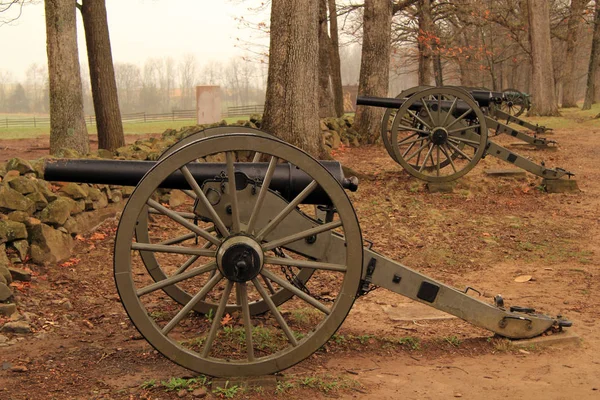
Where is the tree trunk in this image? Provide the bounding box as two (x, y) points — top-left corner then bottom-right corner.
(562, 0), (586, 108)
(328, 0), (344, 117)
(318, 0), (335, 118)
(81, 0), (125, 151)
(583, 0), (600, 110)
(262, 0), (322, 156)
(526, 0), (559, 116)
(354, 0), (392, 143)
(46, 0), (89, 155)
(417, 0), (433, 86)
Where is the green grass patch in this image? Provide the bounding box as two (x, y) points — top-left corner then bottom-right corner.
(0, 117), (253, 140)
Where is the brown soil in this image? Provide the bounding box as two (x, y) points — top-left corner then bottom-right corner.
(1, 127), (600, 399)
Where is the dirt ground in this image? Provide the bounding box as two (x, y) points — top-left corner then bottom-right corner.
(1, 125), (599, 399)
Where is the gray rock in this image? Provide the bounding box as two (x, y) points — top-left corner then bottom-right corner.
(96, 149), (113, 159)
(7, 211), (29, 223)
(87, 187), (102, 201)
(39, 198), (72, 226)
(0, 274), (5, 285)
(29, 223), (73, 265)
(35, 180), (58, 202)
(108, 190), (122, 203)
(9, 239), (28, 261)
(5, 158), (34, 175)
(0, 220), (28, 245)
(59, 183), (88, 199)
(93, 192), (108, 209)
(9, 266), (31, 282)
(0, 186), (35, 214)
(26, 191), (49, 211)
(8, 176), (38, 195)
(0, 303), (16, 317)
(0, 282), (13, 301)
(1, 321), (31, 334)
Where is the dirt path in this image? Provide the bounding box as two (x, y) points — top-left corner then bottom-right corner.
(1, 126), (599, 399)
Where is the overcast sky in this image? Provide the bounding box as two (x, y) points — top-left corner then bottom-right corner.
(0, 0), (268, 81)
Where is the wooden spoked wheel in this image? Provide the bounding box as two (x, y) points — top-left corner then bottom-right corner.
(389, 87), (488, 182)
(381, 86), (432, 161)
(115, 133), (363, 376)
(136, 126), (310, 315)
(500, 88), (526, 117)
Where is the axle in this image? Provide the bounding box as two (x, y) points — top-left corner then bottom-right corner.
(43, 159), (359, 205)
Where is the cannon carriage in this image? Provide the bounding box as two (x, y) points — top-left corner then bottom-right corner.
(43, 126), (571, 377)
(357, 86), (571, 182)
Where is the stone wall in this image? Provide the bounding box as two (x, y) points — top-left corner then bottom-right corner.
(0, 118), (359, 318)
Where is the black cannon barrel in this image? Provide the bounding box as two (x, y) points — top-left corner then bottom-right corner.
(43, 159), (358, 205)
(356, 95), (477, 119)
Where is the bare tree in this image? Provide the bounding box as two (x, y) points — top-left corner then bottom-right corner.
(527, 0), (559, 116)
(583, 0), (600, 110)
(45, 0), (89, 155)
(178, 54), (198, 109)
(114, 62), (141, 113)
(25, 63), (46, 112)
(262, 0), (322, 156)
(328, 0), (344, 116)
(81, 0), (124, 151)
(354, 0), (393, 143)
(318, 0), (335, 117)
(562, 0), (587, 108)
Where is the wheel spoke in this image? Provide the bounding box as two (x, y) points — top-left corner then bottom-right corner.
(441, 97), (458, 126)
(173, 241), (213, 275)
(397, 125), (430, 135)
(147, 199), (221, 246)
(148, 208), (197, 220)
(236, 282), (255, 361)
(448, 124), (480, 135)
(441, 144), (458, 173)
(137, 261), (217, 297)
(448, 136), (482, 146)
(402, 141), (417, 158)
(132, 242), (216, 257)
(158, 232), (197, 246)
(261, 269), (330, 315)
(406, 109), (432, 129)
(420, 96), (435, 126)
(436, 145), (441, 176)
(252, 278), (298, 347)
(399, 135), (428, 147)
(226, 152), (241, 233)
(446, 107), (473, 130)
(447, 141), (473, 161)
(404, 141), (430, 163)
(418, 144), (435, 173)
(262, 275), (276, 294)
(252, 152), (262, 163)
(264, 256), (347, 272)
(201, 279), (233, 357)
(247, 156), (279, 234)
(180, 165), (229, 236)
(255, 180), (318, 242)
(262, 220), (342, 251)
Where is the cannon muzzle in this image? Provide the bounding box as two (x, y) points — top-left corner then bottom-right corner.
(43, 159), (358, 205)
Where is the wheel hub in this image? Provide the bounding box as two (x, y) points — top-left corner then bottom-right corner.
(431, 127), (448, 145)
(217, 235), (264, 282)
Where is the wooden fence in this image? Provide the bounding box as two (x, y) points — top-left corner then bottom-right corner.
(0, 104), (265, 128)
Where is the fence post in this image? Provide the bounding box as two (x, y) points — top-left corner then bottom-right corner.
(144, 112), (146, 123)
(33, 116), (36, 127)
(5, 118), (7, 128)
(172, 111), (175, 121)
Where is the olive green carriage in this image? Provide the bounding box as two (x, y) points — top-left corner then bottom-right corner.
(44, 127), (571, 377)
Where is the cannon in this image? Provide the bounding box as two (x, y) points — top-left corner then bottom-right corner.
(357, 86), (571, 182)
(43, 126), (570, 377)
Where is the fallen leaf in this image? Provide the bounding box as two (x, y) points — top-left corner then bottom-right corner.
(220, 313), (233, 326)
(514, 275), (532, 283)
(75, 234), (85, 241)
(89, 232), (106, 241)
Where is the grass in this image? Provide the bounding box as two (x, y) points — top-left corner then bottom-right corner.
(213, 381), (240, 398)
(0, 116), (254, 140)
